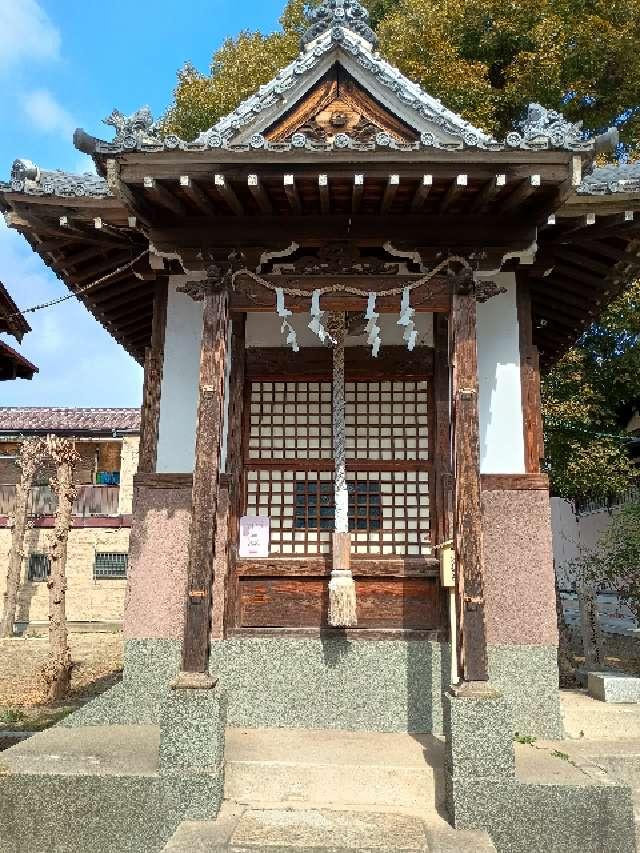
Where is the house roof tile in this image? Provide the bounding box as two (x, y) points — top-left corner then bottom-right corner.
(0, 407), (140, 434)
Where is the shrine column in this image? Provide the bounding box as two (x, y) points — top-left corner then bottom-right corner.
(476, 271), (562, 739)
(450, 275), (489, 684)
(177, 283), (230, 681)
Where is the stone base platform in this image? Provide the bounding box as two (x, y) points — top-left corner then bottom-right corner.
(0, 725), (223, 853)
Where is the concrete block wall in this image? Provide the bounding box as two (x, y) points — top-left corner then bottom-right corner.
(0, 526), (130, 627)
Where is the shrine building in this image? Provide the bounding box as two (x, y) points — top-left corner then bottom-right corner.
(1, 2), (639, 851)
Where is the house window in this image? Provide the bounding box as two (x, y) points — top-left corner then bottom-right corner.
(294, 480), (382, 531)
(28, 553), (49, 582)
(94, 552), (128, 580)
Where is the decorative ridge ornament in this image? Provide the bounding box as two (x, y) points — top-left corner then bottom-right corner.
(302, 0), (378, 49)
(508, 103), (590, 152)
(103, 106), (162, 149)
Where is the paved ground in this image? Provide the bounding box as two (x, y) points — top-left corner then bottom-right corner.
(0, 632), (123, 721)
(561, 688), (640, 739)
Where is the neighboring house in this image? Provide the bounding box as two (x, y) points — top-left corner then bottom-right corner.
(0, 408), (140, 632)
(0, 281), (37, 381)
(2, 1), (640, 847)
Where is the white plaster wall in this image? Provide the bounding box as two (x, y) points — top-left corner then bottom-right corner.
(476, 273), (525, 474)
(156, 278), (204, 474)
(552, 497), (616, 588)
(246, 312), (434, 348)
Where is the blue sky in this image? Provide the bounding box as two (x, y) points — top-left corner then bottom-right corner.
(0, 0), (284, 407)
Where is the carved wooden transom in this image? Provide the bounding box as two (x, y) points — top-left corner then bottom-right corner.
(266, 65), (418, 146)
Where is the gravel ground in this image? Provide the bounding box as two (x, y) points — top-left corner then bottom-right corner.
(0, 632), (123, 727)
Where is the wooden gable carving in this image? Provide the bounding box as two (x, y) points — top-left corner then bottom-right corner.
(265, 65), (418, 146)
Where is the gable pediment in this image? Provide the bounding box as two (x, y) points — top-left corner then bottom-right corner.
(265, 65), (418, 147)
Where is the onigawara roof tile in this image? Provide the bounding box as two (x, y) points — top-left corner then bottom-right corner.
(0, 408), (140, 434)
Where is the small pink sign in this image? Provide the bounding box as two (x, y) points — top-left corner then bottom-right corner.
(239, 515), (270, 559)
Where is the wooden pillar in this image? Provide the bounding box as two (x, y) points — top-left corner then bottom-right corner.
(433, 314), (453, 545)
(181, 288), (230, 674)
(138, 279), (168, 474)
(517, 277), (544, 474)
(212, 315), (246, 640)
(451, 289), (489, 683)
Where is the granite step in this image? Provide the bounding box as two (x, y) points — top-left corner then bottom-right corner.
(162, 803), (497, 853)
(224, 727), (445, 819)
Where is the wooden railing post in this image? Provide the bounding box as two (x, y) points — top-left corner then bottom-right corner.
(451, 285), (489, 683)
(181, 287), (230, 677)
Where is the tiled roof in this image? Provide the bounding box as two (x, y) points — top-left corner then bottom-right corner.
(0, 281), (31, 342)
(578, 161), (640, 195)
(0, 407), (140, 434)
(0, 344), (38, 381)
(1, 160), (110, 199)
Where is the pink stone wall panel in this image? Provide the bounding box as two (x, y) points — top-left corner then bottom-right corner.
(124, 485), (192, 640)
(481, 488), (558, 646)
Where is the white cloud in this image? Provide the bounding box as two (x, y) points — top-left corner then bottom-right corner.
(0, 0), (61, 73)
(22, 89), (75, 139)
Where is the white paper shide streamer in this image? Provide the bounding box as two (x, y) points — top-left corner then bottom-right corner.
(397, 287), (418, 351)
(308, 290), (336, 345)
(365, 292), (382, 357)
(276, 287), (299, 352)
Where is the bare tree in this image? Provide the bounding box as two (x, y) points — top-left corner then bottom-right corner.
(0, 438), (44, 638)
(41, 436), (78, 701)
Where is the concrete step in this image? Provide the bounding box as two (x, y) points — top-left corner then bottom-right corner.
(224, 728), (445, 819)
(162, 803), (497, 853)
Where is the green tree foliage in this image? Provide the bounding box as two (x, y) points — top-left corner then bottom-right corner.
(600, 499), (640, 623)
(543, 280), (640, 500)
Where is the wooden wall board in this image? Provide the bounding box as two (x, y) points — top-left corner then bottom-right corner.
(239, 577), (443, 630)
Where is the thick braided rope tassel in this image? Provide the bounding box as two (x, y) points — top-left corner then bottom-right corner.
(328, 312), (357, 627)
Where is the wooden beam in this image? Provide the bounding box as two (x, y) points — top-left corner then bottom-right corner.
(451, 289), (488, 682)
(73, 252), (134, 284)
(247, 174), (273, 215)
(559, 249), (610, 277)
(517, 279), (544, 474)
(500, 175), (541, 214)
(318, 174), (330, 215)
(179, 176), (217, 216)
(352, 174), (364, 213)
(182, 288), (230, 674)
(440, 175), (468, 213)
(381, 174), (400, 214)
(410, 175), (433, 212)
(231, 274), (450, 313)
(214, 174), (244, 216)
(143, 177), (188, 217)
(472, 174), (507, 213)
(284, 174), (302, 215)
(151, 216), (537, 249)
(138, 280), (168, 474)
